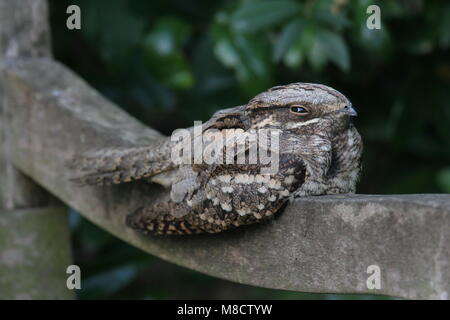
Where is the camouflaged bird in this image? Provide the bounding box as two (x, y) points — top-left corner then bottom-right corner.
(72, 83), (363, 235)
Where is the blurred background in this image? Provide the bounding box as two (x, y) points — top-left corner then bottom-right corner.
(49, 0), (450, 299)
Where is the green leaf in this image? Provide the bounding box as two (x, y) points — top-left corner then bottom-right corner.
(284, 44), (304, 69)
(314, 9), (351, 31)
(438, 4), (450, 48)
(274, 18), (304, 63)
(437, 168), (450, 193)
(320, 30), (350, 71)
(231, 0), (301, 33)
(308, 34), (328, 71)
(143, 17), (191, 57)
(304, 28), (350, 72)
(80, 0), (145, 67)
(215, 41), (239, 67)
(142, 17), (194, 89)
(283, 22), (316, 69)
(211, 21), (272, 96)
(167, 55), (195, 89)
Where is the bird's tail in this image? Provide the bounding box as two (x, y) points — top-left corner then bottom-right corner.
(70, 142), (175, 186)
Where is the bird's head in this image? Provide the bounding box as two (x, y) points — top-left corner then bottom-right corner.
(245, 83), (357, 135)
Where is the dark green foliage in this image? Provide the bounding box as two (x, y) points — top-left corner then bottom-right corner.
(50, 0), (450, 299)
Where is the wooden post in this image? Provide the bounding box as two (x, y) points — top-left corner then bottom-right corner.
(0, 0), (74, 299)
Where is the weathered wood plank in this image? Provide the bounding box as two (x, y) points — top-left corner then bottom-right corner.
(1, 57), (449, 299)
(0, 207), (74, 299)
(0, 0), (74, 300)
(0, 0), (51, 60)
(0, 0), (55, 208)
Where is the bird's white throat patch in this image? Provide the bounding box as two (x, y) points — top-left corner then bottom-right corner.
(286, 118), (321, 129)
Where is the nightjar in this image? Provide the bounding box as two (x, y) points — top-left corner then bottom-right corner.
(73, 83), (363, 235)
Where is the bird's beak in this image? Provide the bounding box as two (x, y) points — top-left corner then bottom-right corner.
(341, 105), (358, 117)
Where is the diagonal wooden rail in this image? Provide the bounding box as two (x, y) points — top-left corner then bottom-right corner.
(0, 0), (449, 300)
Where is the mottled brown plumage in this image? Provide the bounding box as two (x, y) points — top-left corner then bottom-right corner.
(72, 83), (363, 235)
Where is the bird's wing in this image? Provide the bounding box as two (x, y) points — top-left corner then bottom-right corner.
(70, 105), (249, 187)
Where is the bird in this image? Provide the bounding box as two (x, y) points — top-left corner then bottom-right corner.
(72, 83), (363, 235)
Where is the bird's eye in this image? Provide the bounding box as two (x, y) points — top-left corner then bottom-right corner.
(290, 106), (309, 114)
